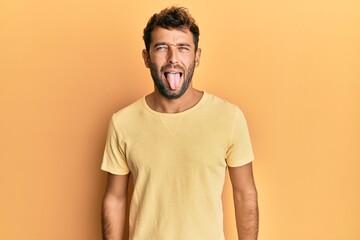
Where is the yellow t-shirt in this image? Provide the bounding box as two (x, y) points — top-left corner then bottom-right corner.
(101, 92), (254, 240)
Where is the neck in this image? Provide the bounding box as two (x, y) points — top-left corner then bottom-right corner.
(145, 87), (203, 113)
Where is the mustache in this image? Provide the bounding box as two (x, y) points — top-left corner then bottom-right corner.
(160, 64), (184, 72)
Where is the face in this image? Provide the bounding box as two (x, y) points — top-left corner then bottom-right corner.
(143, 27), (201, 99)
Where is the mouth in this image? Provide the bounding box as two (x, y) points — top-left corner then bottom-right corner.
(164, 72), (183, 90)
(164, 72), (183, 77)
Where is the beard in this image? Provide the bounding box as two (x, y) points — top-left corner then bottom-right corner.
(148, 60), (196, 99)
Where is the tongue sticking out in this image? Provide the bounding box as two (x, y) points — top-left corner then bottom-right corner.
(166, 73), (181, 90)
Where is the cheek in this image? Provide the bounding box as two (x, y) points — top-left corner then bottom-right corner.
(180, 54), (195, 64)
(149, 59), (161, 69)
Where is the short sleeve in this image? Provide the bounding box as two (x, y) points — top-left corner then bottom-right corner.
(225, 108), (254, 167)
(101, 117), (130, 175)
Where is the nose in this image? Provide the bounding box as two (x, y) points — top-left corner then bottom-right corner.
(167, 46), (178, 65)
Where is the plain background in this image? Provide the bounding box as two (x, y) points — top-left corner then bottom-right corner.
(1, 0), (359, 239)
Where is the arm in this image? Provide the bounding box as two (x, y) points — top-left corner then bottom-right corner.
(102, 173), (130, 240)
(229, 162), (259, 240)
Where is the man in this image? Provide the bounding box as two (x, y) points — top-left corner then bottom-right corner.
(101, 6), (258, 240)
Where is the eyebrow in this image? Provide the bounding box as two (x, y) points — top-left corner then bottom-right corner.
(153, 42), (192, 48)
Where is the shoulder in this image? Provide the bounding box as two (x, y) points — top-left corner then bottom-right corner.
(110, 98), (145, 127)
(204, 92), (243, 116)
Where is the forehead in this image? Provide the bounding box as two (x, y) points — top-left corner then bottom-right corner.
(150, 27), (194, 47)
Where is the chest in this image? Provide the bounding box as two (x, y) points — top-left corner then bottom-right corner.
(124, 115), (232, 178)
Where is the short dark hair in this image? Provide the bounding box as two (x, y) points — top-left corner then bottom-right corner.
(143, 6), (200, 52)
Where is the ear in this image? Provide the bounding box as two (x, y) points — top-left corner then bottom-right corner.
(142, 49), (150, 68)
(195, 48), (201, 67)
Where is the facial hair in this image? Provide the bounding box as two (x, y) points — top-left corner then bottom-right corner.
(148, 60), (196, 99)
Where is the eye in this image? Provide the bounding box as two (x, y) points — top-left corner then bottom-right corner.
(178, 46), (190, 52)
(155, 45), (168, 51)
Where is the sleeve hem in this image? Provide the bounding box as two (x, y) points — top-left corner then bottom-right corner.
(227, 156), (254, 168)
(101, 164), (130, 175)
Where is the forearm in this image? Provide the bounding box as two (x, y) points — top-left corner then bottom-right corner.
(233, 192), (259, 240)
(102, 195), (127, 240)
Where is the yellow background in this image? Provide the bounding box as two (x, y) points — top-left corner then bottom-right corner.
(1, 0), (359, 239)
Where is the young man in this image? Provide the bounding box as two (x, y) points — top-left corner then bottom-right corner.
(101, 7), (258, 240)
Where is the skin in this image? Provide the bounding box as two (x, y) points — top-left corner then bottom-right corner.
(142, 27), (203, 113)
(102, 27), (259, 240)
(229, 163), (259, 240)
(102, 173), (129, 240)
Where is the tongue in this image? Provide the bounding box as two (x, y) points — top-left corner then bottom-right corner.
(166, 73), (181, 90)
